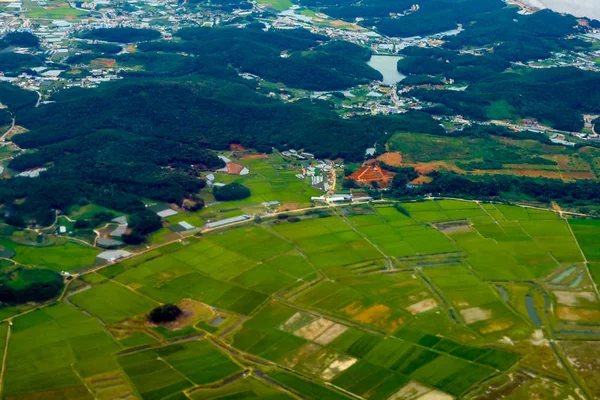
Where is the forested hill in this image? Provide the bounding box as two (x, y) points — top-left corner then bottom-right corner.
(11, 77), (441, 161)
(3, 76), (442, 223)
(66, 26), (382, 90)
(297, 0), (504, 37)
(392, 8), (597, 132)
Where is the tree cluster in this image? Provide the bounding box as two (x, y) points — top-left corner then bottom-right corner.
(148, 304), (183, 323)
(213, 182), (251, 201)
(0, 268), (63, 304)
(0, 31), (40, 49)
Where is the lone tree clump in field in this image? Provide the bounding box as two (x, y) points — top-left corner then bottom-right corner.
(148, 304), (183, 323)
(213, 182), (251, 201)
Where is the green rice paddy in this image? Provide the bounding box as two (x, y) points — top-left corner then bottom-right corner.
(0, 200), (598, 399)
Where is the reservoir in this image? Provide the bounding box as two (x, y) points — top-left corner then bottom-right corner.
(367, 55), (406, 86)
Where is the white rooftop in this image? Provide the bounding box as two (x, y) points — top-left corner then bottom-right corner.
(156, 209), (178, 218)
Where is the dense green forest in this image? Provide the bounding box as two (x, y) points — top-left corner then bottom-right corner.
(0, 83), (38, 110)
(0, 52), (44, 76)
(134, 26), (381, 90)
(0, 31), (40, 49)
(299, 0), (503, 37)
(0, 267), (64, 304)
(444, 9), (585, 62)
(410, 67), (600, 131)
(65, 26), (382, 89)
(397, 47), (510, 83)
(393, 171), (600, 205)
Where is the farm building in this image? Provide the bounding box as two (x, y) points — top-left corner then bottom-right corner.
(204, 215), (249, 229)
(97, 250), (131, 262)
(109, 225), (127, 237)
(97, 237), (124, 248)
(112, 215), (127, 225)
(216, 156), (250, 175)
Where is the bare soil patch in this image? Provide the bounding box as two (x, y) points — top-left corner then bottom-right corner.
(388, 381), (432, 400)
(418, 391), (454, 400)
(562, 171), (596, 180)
(406, 298), (438, 315)
(377, 152), (403, 166)
(352, 304), (403, 332)
(414, 161), (462, 175)
(556, 306), (600, 323)
(91, 58), (116, 67)
(294, 318), (334, 341)
(460, 307), (492, 324)
(321, 355), (357, 381)
(479, 320), (513, 335)
(553, 291), (597, 306)
(282, 343), (320, 369)
(230, 143), (246, 151)
(314, 323), (348, 345)
(240, 154), (269, 160)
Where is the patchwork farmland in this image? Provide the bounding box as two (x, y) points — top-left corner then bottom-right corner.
(0, 200), (599, 399)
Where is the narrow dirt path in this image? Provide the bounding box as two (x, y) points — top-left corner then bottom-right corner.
(0, 321), (11, 397)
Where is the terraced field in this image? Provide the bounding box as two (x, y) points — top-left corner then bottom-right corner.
(0, 200), (598, 399)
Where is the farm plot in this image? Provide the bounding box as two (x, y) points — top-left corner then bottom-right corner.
(4, 303), (123, 399)
(518, 220), (584, 264)
(188, 376), (292, 399)
(424, 265), (528, 336)
(171, 239), (257, 281)
(70, 281), (157, 325)
(267, 372), (350, 400)
(569, 219), (600, 262)
(113, 252), (198, 289)
(137, 272), (268, 316)
(450, 227), (557, 280)
(273, 216), (382, 275)
(119, 340), (241, 399)
(336, 272), (439, 315)
(0, 238), (100, 272)
(559, 341), (600, 397)
(348, 210), (457, 257)
(233, 302), (309, 364)
(391, 200), (487, 223)
(206, 226), (292, 261)
(292, 280), (408, 333)
(331, 333), (505, 397)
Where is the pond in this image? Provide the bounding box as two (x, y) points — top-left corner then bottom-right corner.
(367, 55), (406, 86)
(526, 294), (543, 327)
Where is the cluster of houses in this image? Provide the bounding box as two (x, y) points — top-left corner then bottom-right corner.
(281, 150), (338, 192)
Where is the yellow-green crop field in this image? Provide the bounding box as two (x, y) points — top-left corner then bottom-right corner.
(0, 200), (599, 399)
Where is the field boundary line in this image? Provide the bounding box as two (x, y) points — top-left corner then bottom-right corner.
(71, 364), (95, 398)
(0, 322), (11, 397)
